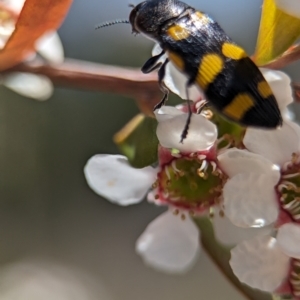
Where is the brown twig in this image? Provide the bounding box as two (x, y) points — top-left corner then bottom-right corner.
(4, 58), (162, 116)
(263, 43), (300, 70)
(3, 56), (300, 106)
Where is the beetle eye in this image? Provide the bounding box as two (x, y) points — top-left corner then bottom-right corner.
(129, 2), (145, 34)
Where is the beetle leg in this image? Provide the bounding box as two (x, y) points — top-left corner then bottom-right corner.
(153, 58), (169, 110)
(180, 81), (193, 143)
(141, 50), (165, 73)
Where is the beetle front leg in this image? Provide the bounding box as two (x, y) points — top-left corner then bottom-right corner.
(141, 50), (165, 74)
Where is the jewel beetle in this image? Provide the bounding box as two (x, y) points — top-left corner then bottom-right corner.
(97, 0), (283, 141)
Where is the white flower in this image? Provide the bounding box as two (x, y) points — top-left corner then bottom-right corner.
(0, 1), (64, 100)
(84, 154), (156, 206)
(216, 69), (300, 229)
(83, 104), (224, 273)
(241, 73), (300, 225)
(135, 210), (200, 274)
(230, 225), (300, 298)
(243, 69), (298, 165)
(230, 235), (290, 294)
(84, 154), (200, 273)
(218, 148), (281, 228)
(84, 104), (277, 272)
(155, 106), (217, 153)
(84, 107), (217, 273)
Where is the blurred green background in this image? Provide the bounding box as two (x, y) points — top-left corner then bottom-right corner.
(0, 0), (299, 299)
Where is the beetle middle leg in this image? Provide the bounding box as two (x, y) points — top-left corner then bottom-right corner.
(153, 58), (170, 110)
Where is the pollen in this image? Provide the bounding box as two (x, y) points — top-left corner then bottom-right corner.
(173, 209), (179, 215)
(152, 180), (158, 188)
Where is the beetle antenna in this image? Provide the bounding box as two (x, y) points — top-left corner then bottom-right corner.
(95, 19), (130, 30)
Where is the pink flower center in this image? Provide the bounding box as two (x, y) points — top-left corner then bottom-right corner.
(278, 153), (300, 222)
(153, 152), (226, 214)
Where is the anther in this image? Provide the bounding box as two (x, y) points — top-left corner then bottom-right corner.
(179, 170), (185, 177)
(189, 210), (195, 216)
(152, 180), (158, 188)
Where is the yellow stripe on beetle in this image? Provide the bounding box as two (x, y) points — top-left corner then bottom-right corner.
(193, 11), (210, 25)
(196, 54), (224, 90)
(223, 93), (255, 120)
(167, 24), (190, 41)
(222, 43), (247, 60)
(168, 51), (185, 71)
(257, 81), (273, 98)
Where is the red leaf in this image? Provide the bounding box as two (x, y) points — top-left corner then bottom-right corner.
(0, 0), (72, 71)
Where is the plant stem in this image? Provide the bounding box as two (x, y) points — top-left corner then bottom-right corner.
(4, 58), (161, 116)
(4, 58), (300, 109)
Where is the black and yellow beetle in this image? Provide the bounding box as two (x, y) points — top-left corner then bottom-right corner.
(98, 0), (282, 141)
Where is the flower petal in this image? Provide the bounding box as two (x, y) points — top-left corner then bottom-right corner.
(230, 235), (290, 292)
(84, 154), (156, 206)
(156, 109), (217, 153)
(213, 212), (273, 246)
(36, 31), (64, 64)
(224, 173), (278, 228)
(275, 0), (300, 18)
(218, 148), (280, 185)
(260, 68), (293, 110)
(277, 223), (300, 259)
(244, 120), (300, 166)
(164, 62), (203, 101)
(136, 210), (200, 273)
(155, 106), (183, 122)
(3, 72), (53, 101)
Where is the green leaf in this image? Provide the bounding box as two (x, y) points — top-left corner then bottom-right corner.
(194, 217), (272, 300)
(255, 0), (300, 66)
(114, 114), (158, 168)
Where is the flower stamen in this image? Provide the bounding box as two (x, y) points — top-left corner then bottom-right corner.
(156, 154), (227, 213)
